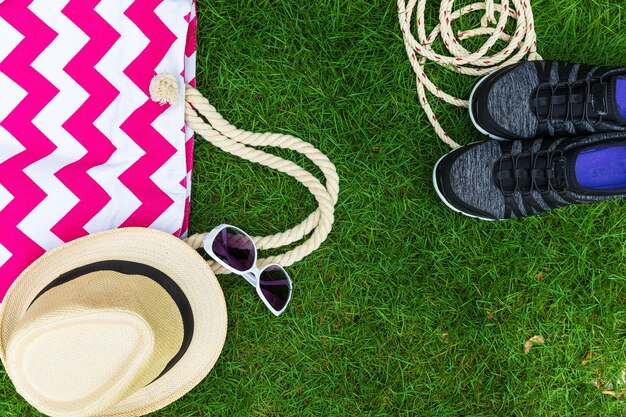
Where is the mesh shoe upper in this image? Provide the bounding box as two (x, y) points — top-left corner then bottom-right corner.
(434, 133), (626, 220)
(471, 61), (626, 140)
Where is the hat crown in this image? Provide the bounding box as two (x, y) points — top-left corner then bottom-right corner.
(5, 271), (184, 417)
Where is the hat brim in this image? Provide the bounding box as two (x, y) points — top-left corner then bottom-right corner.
(0, 228), (228, 417)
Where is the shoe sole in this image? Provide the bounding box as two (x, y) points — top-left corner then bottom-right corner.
(432, 152), (496, 222)
(468, 74), (508, 141)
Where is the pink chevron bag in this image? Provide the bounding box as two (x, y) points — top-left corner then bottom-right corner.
(0, 0), (339, 301)
(0, 0), (198, 299)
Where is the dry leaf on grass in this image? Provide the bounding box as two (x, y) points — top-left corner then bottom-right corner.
(524, 335), (545, 354)
(601, 390), (624, 399)
(595, 371), (626, 398)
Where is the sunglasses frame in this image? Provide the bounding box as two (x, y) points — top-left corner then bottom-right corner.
(203, 224), (293, 316)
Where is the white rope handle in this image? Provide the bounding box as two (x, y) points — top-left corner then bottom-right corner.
(398, 0), (542, 148)
(183, 85), (339, 274)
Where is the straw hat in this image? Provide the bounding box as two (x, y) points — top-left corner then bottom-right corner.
(0, 228), (228, 417)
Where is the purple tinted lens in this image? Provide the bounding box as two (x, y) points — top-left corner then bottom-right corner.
(259, 265), (291, 312)
(212, 227), (255, 271)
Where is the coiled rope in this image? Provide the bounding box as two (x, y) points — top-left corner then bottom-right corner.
(398, 0), (542, 148)
(182, 85), (339, 275)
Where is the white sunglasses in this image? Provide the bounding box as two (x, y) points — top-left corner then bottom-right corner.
(203, 224), (293, 316)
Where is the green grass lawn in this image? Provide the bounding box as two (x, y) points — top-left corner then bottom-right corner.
(3, 0), (626, 416)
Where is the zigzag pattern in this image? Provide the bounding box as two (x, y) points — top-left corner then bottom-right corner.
(180, 2), (198, 237)
(0, 0), (197, 300)
(51, 0), (120, 242)
(0, 17), (26, 207)
(21, 0), (88, 250)
(147, 0), (190, 233)
(119, 0), (177, 229)
(0, 3), (58, 297)
(84, 0), (143, 233)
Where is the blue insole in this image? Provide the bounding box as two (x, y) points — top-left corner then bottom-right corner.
(617, 78), (626, 118)
(575, 146), (626, 190)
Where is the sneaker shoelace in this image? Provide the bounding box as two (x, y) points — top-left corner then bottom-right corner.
(495, 149), (567, 197)
(495, 148), (568, 217)
(532, 77), (608, 128)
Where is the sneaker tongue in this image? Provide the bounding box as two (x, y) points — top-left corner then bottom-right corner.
(590, 81), (609, 116)
(552, 156), (568, 189)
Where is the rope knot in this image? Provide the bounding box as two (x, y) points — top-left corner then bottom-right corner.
(149, 73), (179, 106)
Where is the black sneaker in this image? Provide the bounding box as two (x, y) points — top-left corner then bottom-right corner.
(470, 61), (626, 140)
(433, 132), (626, 220)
